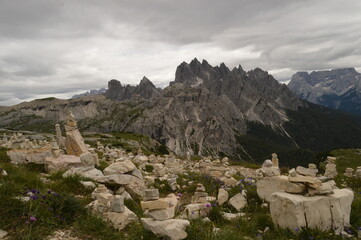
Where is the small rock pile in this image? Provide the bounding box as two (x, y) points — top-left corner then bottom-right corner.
(88, 185), (137, 231)
(344, 166), (361, 178)
(140, 189), (190, 240)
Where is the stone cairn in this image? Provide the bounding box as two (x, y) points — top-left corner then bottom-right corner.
(324, 156), (338, 178)
(64, 111), (88, 157)
(192, 183), (208, 203)
(89, 185), (137, 231)
(255, 155), (354, 234)
(140, 189), (190, 240)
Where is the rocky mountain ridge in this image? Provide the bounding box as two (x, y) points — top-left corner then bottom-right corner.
(72, 88), (107, 99)
(288, 68), (361, 115)
(1, 60), (361, 165)
(105, 77), (161, 101)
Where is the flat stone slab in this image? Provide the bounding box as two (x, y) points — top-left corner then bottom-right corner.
(45, 155), (81, 172)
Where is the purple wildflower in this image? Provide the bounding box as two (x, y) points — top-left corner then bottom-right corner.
(205, 203), (212, 207)
(30, 195), (39, 201)
(29, 216), (37, 222)
(177, 193), (182, 197)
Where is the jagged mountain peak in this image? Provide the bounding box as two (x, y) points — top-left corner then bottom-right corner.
(289, 67), (361, 115)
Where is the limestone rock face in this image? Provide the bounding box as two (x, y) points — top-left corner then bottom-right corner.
(228, 193), (247, 211)
(141, 218), (190, 240)
(257, 176), (306, 202)
(288, 68), (361, 115)
(270, 189), (354, 233)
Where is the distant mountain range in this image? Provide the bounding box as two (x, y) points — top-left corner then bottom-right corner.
(72, 88), (107, 99)
(288, 68), (361, 115)
(1, 59), (361, 167)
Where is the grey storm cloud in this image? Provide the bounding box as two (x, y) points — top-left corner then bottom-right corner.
(0, 0), (361, 105)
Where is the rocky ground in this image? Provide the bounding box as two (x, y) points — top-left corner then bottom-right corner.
(0, 116), (361, 240)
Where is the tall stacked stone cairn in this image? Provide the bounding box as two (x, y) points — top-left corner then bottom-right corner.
(88, 185), (137, 230)
(45, 112), (99, 173)
(256, 155), (354, 234)
(140, 189), (190, 240)
(64, 111), (88, 156)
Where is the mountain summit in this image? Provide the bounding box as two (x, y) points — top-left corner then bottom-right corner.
(288, 68), (361, 115)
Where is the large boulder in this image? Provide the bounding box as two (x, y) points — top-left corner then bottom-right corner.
(141, 218), (190, 240)
(270, 189), (354, 233)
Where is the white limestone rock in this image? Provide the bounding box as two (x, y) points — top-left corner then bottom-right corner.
(80, 181), (96, 189)
(45, 155), (82, 172)
(0, 229), (8, 239)
(141, 218), (190, 240)
(270, 189), (354, 233)
(228, 193), (247, 211)
(296, 166), (318, 177)
(217, 188), (229, 205)
(221, 212), (245, 221)
(144, 189), (160, 201)
(104, 206), (137, 231)
(103, 160), (136, 175)
(110, 195), (125, 213)
(80, 152), (98, 167)
(63, 167), (104, 180)
(180, 203), (211, 220)
(256, 176), (306, 202)
(324, 163), (338, 178)
(146, 194), (178, 220)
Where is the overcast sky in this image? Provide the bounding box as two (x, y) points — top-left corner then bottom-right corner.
(1, 0), (361, 106)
